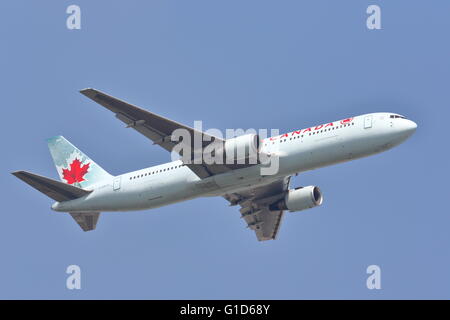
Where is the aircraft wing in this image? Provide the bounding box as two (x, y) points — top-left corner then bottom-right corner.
(80, 88), (244, 178)
(224, 176), (291, 241)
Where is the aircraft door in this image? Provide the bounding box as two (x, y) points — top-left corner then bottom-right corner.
(364, 115), (373, 129)
(113, 176), (121, 191)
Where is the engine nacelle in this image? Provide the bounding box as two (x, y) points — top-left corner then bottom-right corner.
(224, 134), (260, 163)
(270, 186), (323, 212)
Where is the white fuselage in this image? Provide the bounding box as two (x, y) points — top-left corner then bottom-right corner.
(52, 113), (417, 213)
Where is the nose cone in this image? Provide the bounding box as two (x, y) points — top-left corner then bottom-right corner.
(392, 119), (417, 146)
(403, 119), (418, 136)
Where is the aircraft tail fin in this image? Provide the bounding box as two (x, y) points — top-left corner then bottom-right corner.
(47, 136), (112, 188)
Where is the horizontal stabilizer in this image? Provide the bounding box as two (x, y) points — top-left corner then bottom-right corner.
(12, 171), (92, 202)
(70, 212), (100, 231)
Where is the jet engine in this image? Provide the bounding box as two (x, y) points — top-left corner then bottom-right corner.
(270, 186), (323, 212)
(223, 134), (260, 164)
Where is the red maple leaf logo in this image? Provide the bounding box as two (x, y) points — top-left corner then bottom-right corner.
(62, 158), (90, 185)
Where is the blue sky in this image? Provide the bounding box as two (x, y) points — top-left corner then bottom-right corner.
(1, 1), (449, 299)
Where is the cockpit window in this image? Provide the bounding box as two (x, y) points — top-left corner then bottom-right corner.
(390, 114), (407, 119)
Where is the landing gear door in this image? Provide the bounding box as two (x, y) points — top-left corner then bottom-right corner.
(113, 176), (121, 191)
(364, 115), (373, 129)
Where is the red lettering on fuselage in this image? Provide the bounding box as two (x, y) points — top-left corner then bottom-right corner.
(340, 118), (353, 124)
(268, 117), (353, 141)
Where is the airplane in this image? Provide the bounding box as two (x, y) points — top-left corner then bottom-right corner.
(12, 89), (417, 241)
